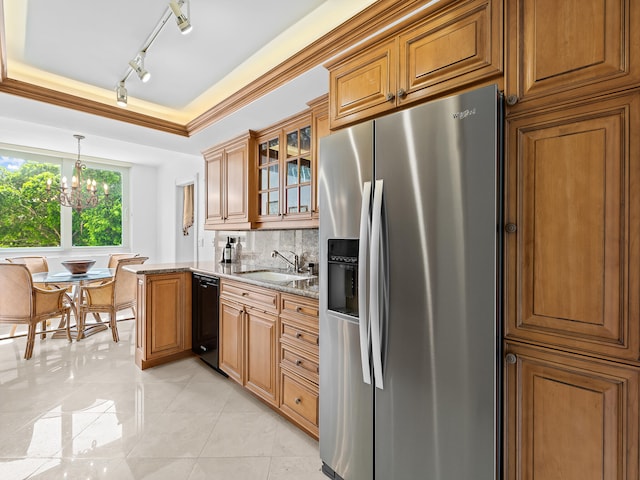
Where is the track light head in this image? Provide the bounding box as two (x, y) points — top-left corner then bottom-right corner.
(169, 1), (193, 35)
(116, 81), (128, 107)
(129, 53), (151, 83)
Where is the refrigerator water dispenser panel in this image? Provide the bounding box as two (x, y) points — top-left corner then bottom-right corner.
(327, 239), (359, 317)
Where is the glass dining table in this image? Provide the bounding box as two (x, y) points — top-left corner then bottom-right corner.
(32, 268), (114, 339)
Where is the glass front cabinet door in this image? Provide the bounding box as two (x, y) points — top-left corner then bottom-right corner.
(255, 112), (316, 227)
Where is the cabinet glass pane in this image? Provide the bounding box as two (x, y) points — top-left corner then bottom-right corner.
(287, 187), (298, 213)
(287, 160), (298, 186)
(269, 165), (279, 188)
(260, 193), (268, 215)
(260, 168), (268, 190)
(300, 157), (311, 183)
(300, 126), (311, 156)
(286, 131), (298, 158)
(269, 191), (279, 215)
(300, 185), (311, 213)
(269, 138), (279, 162)
(259, 142), (268, 165)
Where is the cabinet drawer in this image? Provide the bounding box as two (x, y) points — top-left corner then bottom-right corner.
(281, 293), (319, 319)
(220, 279), (279, 313)
(281, 344), (319, 383)
(281, 371), (319, 427)
(281, 319), (319, 351)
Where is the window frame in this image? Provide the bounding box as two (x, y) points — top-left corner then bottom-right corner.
(0, 143), (131, 256)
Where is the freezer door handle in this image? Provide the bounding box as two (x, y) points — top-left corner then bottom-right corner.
(370, 179), (384, 390)
(358, 181), (372, 385)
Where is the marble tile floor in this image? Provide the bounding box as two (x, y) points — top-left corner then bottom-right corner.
(0, 319), (324, 480)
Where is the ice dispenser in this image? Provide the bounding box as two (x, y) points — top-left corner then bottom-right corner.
(327, 239), (359, 317)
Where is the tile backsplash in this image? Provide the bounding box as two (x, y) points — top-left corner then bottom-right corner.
(213, 229), (318, 271)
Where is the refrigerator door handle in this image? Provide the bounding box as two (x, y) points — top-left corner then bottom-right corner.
(370, 179), (384, 390)
(358, 181), (372, 385)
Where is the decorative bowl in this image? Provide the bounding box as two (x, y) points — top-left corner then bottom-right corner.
(61, 259), (96, 275)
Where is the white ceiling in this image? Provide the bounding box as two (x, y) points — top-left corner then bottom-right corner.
(0, 0), (376, 162)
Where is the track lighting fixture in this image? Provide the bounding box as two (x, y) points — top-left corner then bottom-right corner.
(129, 52), (151, 83)
(169, 1), (193, 35)
(115, 81), (128, 107)
(114, 0), (192, 106)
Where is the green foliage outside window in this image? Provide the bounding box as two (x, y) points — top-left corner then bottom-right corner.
(0, 158), (123, 248)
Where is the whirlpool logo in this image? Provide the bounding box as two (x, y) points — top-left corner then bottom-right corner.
(452, 108), (477, 120)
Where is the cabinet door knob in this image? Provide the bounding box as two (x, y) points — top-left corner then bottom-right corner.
(397, 88), (407, 98)
(296, 359), (303, 366)
(505, 223), (517, 233)
(505, 353), (517, 364)
(506, 95), (518, 106)
(296, 307), (302, 313)
(295, 397), (302, 405)
(386, 92), (395, 102)
(296, 332), (303, 339)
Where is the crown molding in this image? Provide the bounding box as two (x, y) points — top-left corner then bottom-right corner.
(0, 0), (454, 136)
(0, 78), (188, 136)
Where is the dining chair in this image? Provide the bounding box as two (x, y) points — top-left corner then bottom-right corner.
(77, 256), (148, 342)
(0, 263), (72, 359)
(6, 256), (49, 274)
(6, 256), (52, 337)
(107, 253), (139, 269)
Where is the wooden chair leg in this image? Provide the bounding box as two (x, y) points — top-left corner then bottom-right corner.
(25, 324), (36, 360)
(77, 311), (86, 340)
(9, 324), (17, 337)
(40, 320), (47, 339)
(65, 311), (72, 342)
(110, 309), (119, 343)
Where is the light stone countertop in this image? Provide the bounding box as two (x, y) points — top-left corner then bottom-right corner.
(124, 260), (319, 299)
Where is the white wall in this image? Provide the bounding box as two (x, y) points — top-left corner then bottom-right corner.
(0, 116), (202, 263)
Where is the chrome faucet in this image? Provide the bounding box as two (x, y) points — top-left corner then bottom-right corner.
(271, 250), (299, 272)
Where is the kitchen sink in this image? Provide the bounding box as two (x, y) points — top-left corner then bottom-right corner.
(237, 270), (315, 283)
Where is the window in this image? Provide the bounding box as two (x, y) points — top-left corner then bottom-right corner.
(0, 147), (128, 251)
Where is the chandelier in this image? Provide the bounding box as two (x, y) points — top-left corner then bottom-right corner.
(46, 134), (110, 213)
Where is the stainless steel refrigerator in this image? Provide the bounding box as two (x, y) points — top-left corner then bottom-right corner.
(318, 84), (502, 480)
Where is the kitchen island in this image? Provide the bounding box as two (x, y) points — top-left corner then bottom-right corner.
(125, 261), (320, 438)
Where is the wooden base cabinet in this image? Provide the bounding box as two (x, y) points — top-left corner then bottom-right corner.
(219, 298), (244, 384)
(504, 342), (639, 480)
(218, 279), (320, 438)
(135, 271), (192, 370)
(279, 293), (319, 439)
(245, 308), (278, 406)
(219, 280), (280, 407)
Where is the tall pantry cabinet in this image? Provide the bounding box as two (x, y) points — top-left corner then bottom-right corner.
(502, 0), (640, 479)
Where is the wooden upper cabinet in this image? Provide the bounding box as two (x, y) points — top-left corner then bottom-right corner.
(504, 91), (640, 361)
(203, 132), (256, 230)
(309, 95), (329, 219)
(254, 98), (327, 229)
(504, 342), (639, 480)
(327, 0), (502, 129)
(329, 38), (398, 129)
(204, 149), (224, 224)
(505, 0), (640, 113)
(397, 0), (503, 106)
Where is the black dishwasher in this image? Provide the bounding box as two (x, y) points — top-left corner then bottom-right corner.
(192, 274), (227, 376)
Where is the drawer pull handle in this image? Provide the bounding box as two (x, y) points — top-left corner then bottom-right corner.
(296, 360), (303, 366)
(296, 307), (302, 313)
(242, 292), (249, 296)
(296, 332), (303, 339)
(295, 397), (302, 405)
